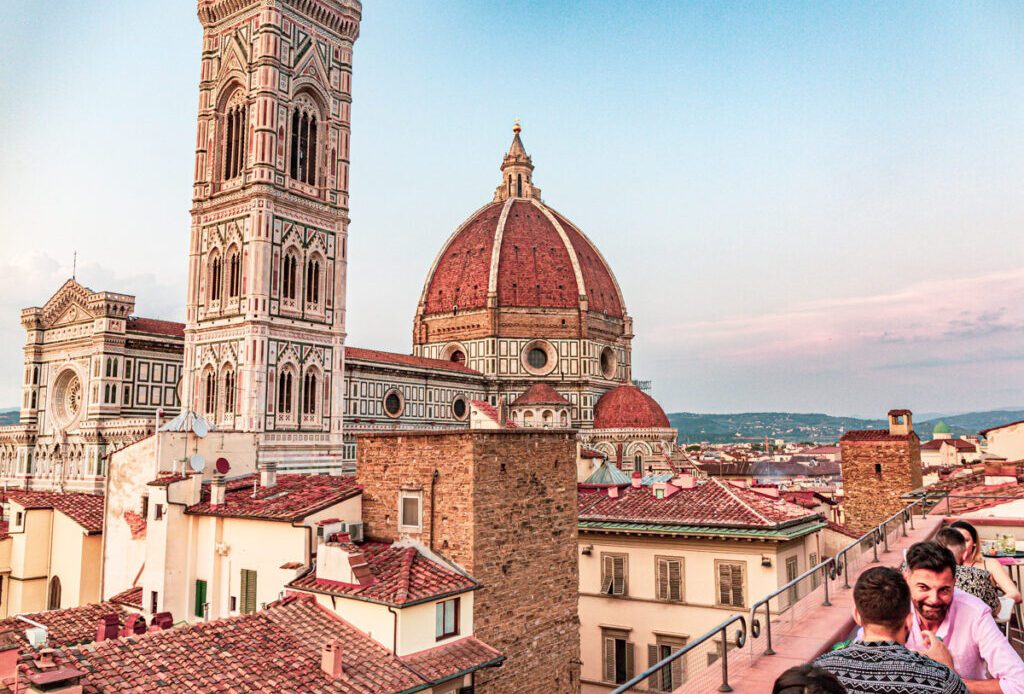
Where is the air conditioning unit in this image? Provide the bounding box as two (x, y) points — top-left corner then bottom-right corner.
(348, 522), (364, 543)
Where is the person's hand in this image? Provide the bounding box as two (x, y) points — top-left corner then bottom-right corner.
(919, 630), (955, 669)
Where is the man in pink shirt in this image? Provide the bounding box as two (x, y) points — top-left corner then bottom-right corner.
(904, 542), (1024, 693)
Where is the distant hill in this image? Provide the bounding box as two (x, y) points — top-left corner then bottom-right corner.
(0, 408), (19, 426)
(670, 409), (1024, 444)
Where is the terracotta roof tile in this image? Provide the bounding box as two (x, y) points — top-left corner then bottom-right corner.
(186, 474), (362, 522)
(980, 419), (1024, 436)
(345, 346), (481, 375)
(146, 473), (191, 486)
(511, 383), (569, 406)
(825, 520), (862, 539)
(0, 602), (128, 647)
(109, 587), (143, 610)
(402, 636), (504, 682)
(578, 478), (818, 529)
(289, 541), (477, 606)
(122, 510), (146, 540)
(470, 400), (517, 428)
(17, 596), (501, 693)
(7, 492), (104, 534)
(126, 317), (185, 338)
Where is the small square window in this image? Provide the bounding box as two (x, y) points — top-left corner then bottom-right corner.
(154, 504), (164, 521)
(435, 598), (459, 640)
(400, 493), (422, 530)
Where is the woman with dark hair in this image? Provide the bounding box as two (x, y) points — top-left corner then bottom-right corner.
(949, 519), (1021, 605)
(773, 664), (847, 693)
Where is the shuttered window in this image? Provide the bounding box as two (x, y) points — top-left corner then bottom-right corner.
(809, 553), (819, 589)
(786, 556), (800, 606)
(602, 628), (633, 684)
(716, 561), (745, 608)
(601, 553), (628, 596)
(648, 638), (687, 692)
(655, 557), (683, 602)
(240, 569), (257, 614)
(195, 579), (207, 618)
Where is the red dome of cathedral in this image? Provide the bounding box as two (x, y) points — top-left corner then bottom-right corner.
(417, 125), (625, 320)
(593, 385), (671, 430)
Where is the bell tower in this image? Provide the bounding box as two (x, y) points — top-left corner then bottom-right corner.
(493, 121), (542, 202)
(183, 0), (361, 472)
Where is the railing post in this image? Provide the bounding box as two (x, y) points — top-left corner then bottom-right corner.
(945, 494), (951, 517)
(901, 511), (907, 537)
(909, 505), (915, 529)
(823, 563), (832, 607)
(718, 626), (733, 692)
(764, 602), (774, 656)
(842, 552), (850, 589)
(882, 522), (890, 554)
(872, 530), (879, 563)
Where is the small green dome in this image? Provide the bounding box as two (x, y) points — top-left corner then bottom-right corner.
(933, 421), (951, 434)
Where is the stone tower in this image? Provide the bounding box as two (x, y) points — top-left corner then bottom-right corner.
(356, 430), (582, 694)
(184, 0), (360, 471)
(840, 408), (923, 533)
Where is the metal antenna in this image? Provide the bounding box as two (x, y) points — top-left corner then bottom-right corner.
(72, 251), (77, 280)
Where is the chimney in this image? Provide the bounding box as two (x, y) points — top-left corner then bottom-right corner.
(630, 472), (642, 489)
(888, 409), (913, 436)
(673, 473), (697, 489)
(210, 473), (226, 508)
(26, 667), (85, 694)
(260, 461), (278, 489)
(607, 485), (620, 499)
(121, 613), (147, 637)
(315, 532), (369, 585)
(321, 639), (344, 679)
(95, 614), (119, 643)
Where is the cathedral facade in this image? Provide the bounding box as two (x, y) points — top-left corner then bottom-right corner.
(1, 0), (688, 490)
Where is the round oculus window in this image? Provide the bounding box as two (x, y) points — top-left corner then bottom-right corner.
(600, 347), (617, 379)
(452, 397), (468, 420)
(383, 391), (404, 418)
(527, 348), (548, 369)
(52, 369), (83, 429)
(449, 350), (466, 365)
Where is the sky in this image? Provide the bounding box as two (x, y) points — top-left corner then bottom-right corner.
(1, 1), (1022, 417)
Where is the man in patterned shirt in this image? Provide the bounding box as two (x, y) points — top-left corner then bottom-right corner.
(814, 566), (966, 693)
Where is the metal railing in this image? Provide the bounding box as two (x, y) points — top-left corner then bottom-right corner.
(749, 557), (834, 656)
(609, 614), (747, 694)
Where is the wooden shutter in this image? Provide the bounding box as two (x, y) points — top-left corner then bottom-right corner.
(241, 569), (257, 614)
(604, 636), (616, 682)
(625, 641), (635, 680)
(194, 579), (207, 618)
(657, 559), (668, 600)
(668, 560), (682, 601)
(670, 651), (684, 689)
(717, 563), (732, 605)
(603, 555), (614, 594)
(730, 564), (744, 607)
(613, 556), (626, 596)
(648, 645), (662, 691)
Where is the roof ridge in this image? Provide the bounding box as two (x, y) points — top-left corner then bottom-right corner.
(710, 478), (774, 526)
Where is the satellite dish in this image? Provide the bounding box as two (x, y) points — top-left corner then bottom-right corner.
(192, 418), (209, 438)
(189, 454), (205, 473)
(215, 457), (231, 475)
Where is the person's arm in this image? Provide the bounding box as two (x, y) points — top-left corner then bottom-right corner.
(985, 558), (1023, 603)
(974, 601), (1024, 694)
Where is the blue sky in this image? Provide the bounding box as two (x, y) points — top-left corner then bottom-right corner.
(1, 1), (1022, 416)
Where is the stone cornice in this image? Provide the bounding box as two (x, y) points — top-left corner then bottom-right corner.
(197, 0), (361, 42)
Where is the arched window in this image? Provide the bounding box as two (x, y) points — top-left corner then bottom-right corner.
(209, 251), (222, 302)
(227, 248), (241, 298)
(32, 367), (38, 385)
(633, 453), (643, 473)
(281, 251), (298, 302)
(305, 257), (321, 305)
(289, 99), (319, 185)
(278, 369), (294, 415)
(222, 91), (247, 181)
(112, 359), (118, 378)
(105, 358), (112, 378)
(48, 576), (62, 610)
(517, 173), (523, 197)
(30, 391), (37, 409)
(302, 369), (318, 415)
(223, 369), (235, 413)
(203, 369), (216, 415)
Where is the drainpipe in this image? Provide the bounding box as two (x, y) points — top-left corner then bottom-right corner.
(429, 470), (439, 552)
(387, 605), (399, 654)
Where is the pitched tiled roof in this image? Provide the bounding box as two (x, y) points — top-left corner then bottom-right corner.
(927, 482), (1024, 516)
(921, 438), (978, 452)
(825, 520), (861, 539)
(470, 400), (517, 428)
(109, 587), (143, 610)
(781, 491), (837, 508)
(186, 474), (362, 522)
(402, 636), (504, 682)
(511, 383), (570, 406)
(0, 520), (8, 542)
(577, 477), (819, 529)
(7, 492), (104, 533)
(840, 430), (916, 443)
(126, 317), (185, 338)
(122, 511), (146, 540)
(753, 461), (841, 478)
(146, 473), (190, 486)
(593, 385), (670, 430)
(345, 346), (481, 375)
(0, 602), (128, 647)
(16, 596), (501, 693)
(698, 461), (757, 477)
(289, 541), (478, 606)
(980, 419), (1024, 436)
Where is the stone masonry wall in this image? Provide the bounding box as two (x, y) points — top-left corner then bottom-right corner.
(841, 437), (922, 533)
(357, 430), (581, 694)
